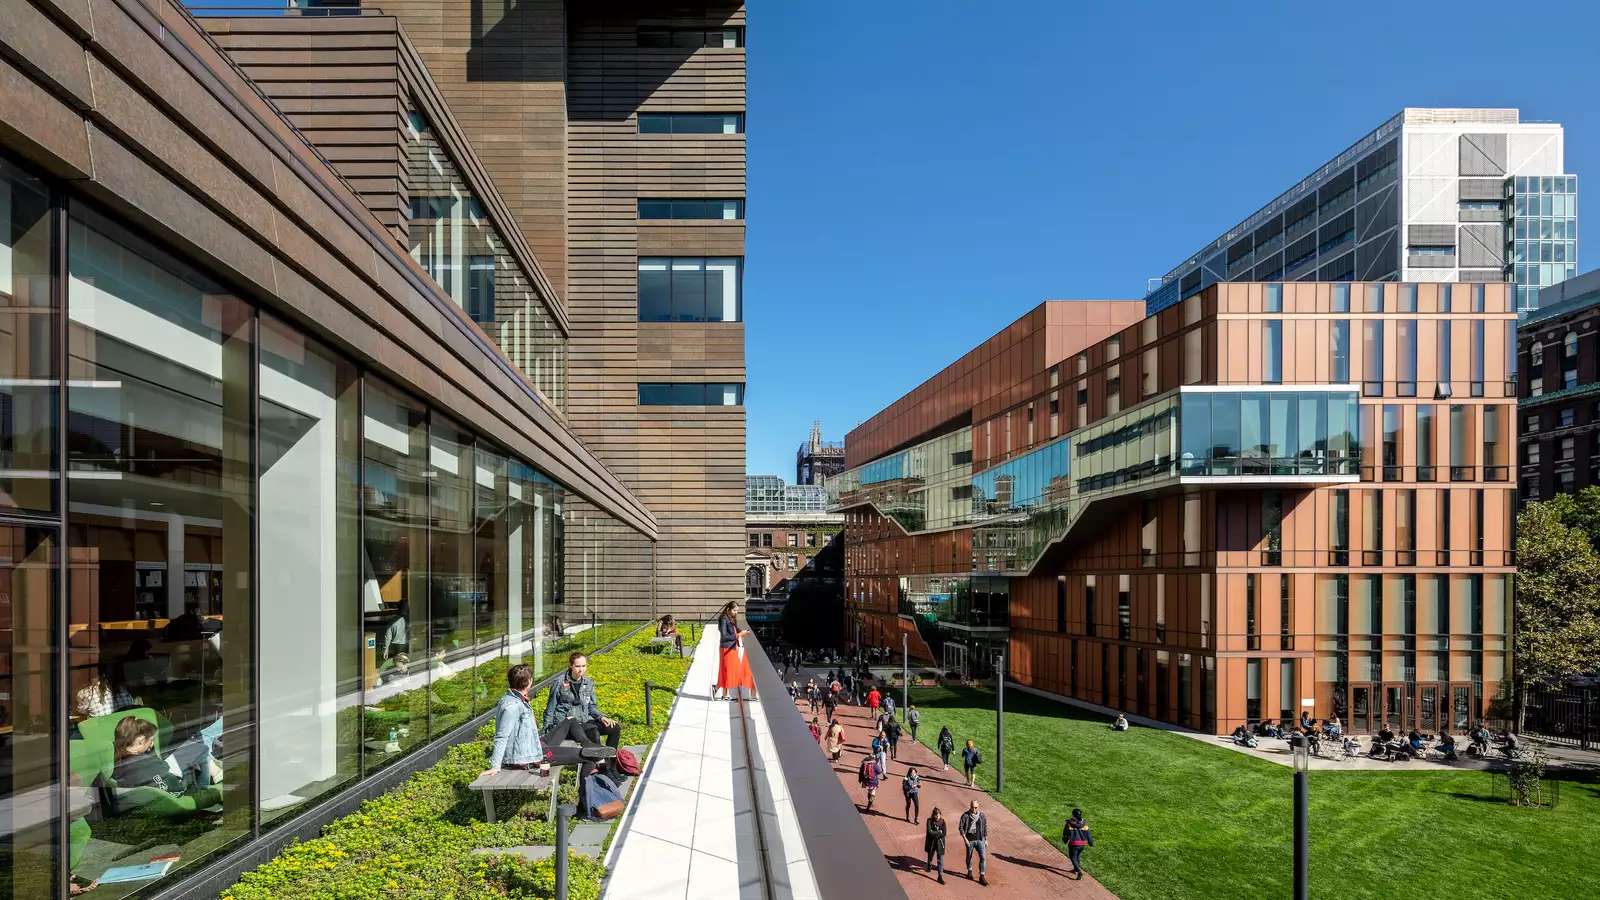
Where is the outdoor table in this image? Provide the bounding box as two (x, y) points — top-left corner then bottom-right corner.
(468, 768), (554, 824)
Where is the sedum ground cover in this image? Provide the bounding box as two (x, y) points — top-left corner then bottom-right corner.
(907, 684), (1600, 900)
(223, 624), (694, 899)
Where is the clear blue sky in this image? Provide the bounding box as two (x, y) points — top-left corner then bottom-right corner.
(744, 1), (1600, 480)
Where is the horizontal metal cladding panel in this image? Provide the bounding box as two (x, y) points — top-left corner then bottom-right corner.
(1407, 223), (1457, 246)
(3, 0), (653, 537)
(561, 2), (748, 611)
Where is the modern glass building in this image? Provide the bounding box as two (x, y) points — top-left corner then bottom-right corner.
(838, 284), (1516, 733)
(1147, 109), (1573, 318)
(0, 3), (661, 897)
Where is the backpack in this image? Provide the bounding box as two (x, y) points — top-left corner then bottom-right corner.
(858, 758), (876, 785)
(615, 748), (642, 777)
(582, 771), (625, 820)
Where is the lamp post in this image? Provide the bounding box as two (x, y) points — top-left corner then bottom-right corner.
(995, 646), (1005, 794)
(902, 633), (908, 721)
(1291, 730), (1310, 900)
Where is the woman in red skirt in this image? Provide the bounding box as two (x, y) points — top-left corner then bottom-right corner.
(713, 601), (757, 701)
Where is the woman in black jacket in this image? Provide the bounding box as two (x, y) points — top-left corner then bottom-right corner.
(937, 726), (955, 771)
(924, 806), (947, 884)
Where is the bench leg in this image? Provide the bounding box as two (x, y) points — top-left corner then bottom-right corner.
(485, 789), (497, 824)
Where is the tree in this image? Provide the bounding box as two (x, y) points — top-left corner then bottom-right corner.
(1540, 485), (1600, 549)
(1513, 501), (1600, 729)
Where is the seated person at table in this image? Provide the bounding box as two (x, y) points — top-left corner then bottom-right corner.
(484, 664), (613, 780)
(1407, 730), (1425, 755)
(1342, 734), (1362, 757)
(74, 664), (141, 719)
(543, 652), (623, 755)
(1377, 723), (1397, 745)
(1322, 716), (1342, 738)
(110, 717), (222, 814)
(162, 601), (208, 642)
(1303, 727), (1322, 755)
(1437, 730), (1458, 760)
(1255, 720), (1281, 739)
(1469, 722), (1491, 755)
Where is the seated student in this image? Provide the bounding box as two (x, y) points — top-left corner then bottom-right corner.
(1299, 710), (1313, 731)
(110, 717), (221, 815)
(74, 664), (141, 719)
(1231, 724), (1258, 748)
(1257, 720), (1281, 739)
(1407, 729), (1425, 756)
(1342, 734), (1362, 757)
(1110, 713), (1129, 732)
(1437, 730), (1458, 760)
(1469, 722), (1492, 755)
(542, 652), (623, 752)
(484, 664), (613, 781)
(1303, 727), (1322, 756)
(1323, 716), (1342, 738)
(656, 614), (678, 638)
(1377, 723), (1397, 745)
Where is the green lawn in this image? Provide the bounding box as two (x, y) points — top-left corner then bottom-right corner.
(907, 684), (1599, 900)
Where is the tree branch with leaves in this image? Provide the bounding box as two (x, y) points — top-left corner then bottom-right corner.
(1513, 500), (1600, 730)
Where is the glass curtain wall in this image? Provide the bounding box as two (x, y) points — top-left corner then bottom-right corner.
(65, 204), (256, 893)
(0, 163), (652, 899)
(0, 161), (55, 896)
(405, 109), (566, 411)
(258, 313), (359, 825)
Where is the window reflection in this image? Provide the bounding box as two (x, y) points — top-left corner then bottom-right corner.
(65, 204), (255, 892)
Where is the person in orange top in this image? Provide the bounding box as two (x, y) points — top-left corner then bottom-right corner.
(866, 685), (881, 715)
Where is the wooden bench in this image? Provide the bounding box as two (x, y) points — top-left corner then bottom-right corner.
(467, 767), (555, 824)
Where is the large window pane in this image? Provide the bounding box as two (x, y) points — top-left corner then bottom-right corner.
(427, 418), (475, 738)
(637, 259), (670, 321)
(66, 204), (255, 890)
(670, 259), (706, 321)
(706, 258), (740, 321)
(473, 444), (510, 709)
(258, 314), (359, 826)
(0, 161), (55, 514)
(361, 380), (430, 770)
(1, 525), (59, 899)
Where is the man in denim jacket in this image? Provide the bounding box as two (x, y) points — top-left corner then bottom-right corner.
(483, 664), (613, 779)
(542, 651), (623, 752)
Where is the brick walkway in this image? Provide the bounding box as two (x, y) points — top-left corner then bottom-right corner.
(790, 689), (1115, 899)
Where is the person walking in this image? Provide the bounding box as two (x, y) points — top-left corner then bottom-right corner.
(907, 703), (920, 743)
(902, 766), (922, 824)
(858, 753), (882, 811)
(883, 692), (896, 721)
(937, 726), (955, 771)
(924, 806), (947, 884)
(826, 719), (846, 761)
(1063, 808), (1094, 880)
(823, 685), (839, 724)
(808, 716), (823, 745)
(958, 799), (989, 885)
(884, 714), (903, 760)
(866, 684), (881, 717)
(874, 738), (889, 780)
(961, 739), (982, 788)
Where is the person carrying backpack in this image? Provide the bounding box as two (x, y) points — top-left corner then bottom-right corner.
(937, 726), (955, 771)
(961, 739), (982, 787)
(858, 754), (882, 810)
(907, 704), (921, 743)
(884, 715), (903, 760)
(1063, 807), (1094, 880)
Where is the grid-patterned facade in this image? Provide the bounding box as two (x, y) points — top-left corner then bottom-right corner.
(1147, 109), (1571, 321)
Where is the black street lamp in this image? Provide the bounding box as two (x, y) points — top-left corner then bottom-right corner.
(1291, 731), (1310, 900)
(995, 646), (1005, 794)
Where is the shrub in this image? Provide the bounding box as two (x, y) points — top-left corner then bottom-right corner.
(222, 625), (692, 899)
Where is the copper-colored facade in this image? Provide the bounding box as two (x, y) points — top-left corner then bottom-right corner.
(375, 0), (749, 617)
(841, 283), (1515, 735)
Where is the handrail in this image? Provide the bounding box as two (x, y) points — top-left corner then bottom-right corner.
(742, 629), (909, 899)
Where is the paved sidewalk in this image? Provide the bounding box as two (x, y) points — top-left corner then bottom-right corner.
(793, 690), (1114, 899)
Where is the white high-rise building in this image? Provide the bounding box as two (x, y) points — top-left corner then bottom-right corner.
(1148, 108), (1574, 316)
